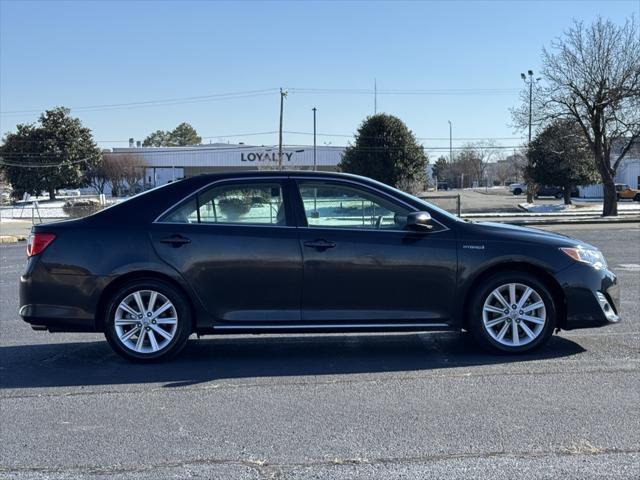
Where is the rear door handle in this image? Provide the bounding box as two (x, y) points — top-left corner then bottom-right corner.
(303, 239), (336, 250)
(160, 235), (191, 247)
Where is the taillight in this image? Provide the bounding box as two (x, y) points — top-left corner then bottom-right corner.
(27, 232), (56, 257)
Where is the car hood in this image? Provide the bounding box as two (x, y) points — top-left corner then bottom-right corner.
(465, 221), (595, 249)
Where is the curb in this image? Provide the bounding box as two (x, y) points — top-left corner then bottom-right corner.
(0, 235), (26, 244)
(499, 217), (640, 226)
(467, 210), (640, 218)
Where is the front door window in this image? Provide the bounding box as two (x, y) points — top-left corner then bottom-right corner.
(297, 182), (411, 230)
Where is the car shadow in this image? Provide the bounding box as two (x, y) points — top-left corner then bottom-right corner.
(0, 332), (585, 390)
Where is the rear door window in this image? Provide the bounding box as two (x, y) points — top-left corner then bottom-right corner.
(159, 182), (286, 226)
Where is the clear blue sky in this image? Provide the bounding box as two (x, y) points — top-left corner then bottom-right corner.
(1, 0), (637, 156)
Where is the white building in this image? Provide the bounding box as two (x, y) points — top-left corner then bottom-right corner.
(109, 144), (346, 188)
(579, 140), (640, 197)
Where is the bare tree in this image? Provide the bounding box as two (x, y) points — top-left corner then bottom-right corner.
(102, 153), (147, 196)
(505, 152), (527, 182)
(493, 156), (514, 186)
(84, 152), (108, 194)
(513, 17), (640, 216)
(120, 154), (146, 192)
(456, 141), (499, 187)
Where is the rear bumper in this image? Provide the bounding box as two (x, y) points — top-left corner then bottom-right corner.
(19, 260), (101, 332)
(556, 263), (620, 330)
(19, 304), (96, 332)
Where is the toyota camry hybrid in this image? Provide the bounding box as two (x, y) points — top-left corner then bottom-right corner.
(19, 171), (621, 361)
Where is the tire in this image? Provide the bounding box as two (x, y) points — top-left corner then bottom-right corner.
(634, 194), (640, 202)
(104, 278), (192, 362)
(467, 271), (556, 354)
(513, 188), (522, 195)
(555, 192), (563, 199)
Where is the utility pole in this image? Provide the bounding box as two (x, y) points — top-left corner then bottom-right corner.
(520, 70), (538, 202)
(312, 107), (319, 217)
(278, 88), (287, 170)
(374, 78), (377, 114)
(312, 107), (317, 171)
(448, 120), (453, 163)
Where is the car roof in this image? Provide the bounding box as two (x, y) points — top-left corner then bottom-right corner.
(188, 170), (360, 181)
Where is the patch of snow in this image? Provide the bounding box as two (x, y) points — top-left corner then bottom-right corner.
(518, 203), (575, 213)
(519, 202), (640, 213)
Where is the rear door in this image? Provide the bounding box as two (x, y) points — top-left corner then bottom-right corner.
(149, 178), (303, 323)
(293, 178), (458, 325)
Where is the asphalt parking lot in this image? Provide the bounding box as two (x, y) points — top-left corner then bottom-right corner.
(422, 188), (559, 214)
(1, 223), (639, 479)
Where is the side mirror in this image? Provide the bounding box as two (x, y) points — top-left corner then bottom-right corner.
(406, 211), (433, 230)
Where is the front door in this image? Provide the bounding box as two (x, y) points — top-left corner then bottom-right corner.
(294, 179), (458, 325)
(150, 179), (303, 323)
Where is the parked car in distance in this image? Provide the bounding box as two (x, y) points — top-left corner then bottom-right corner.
(534, 185), (579, 199)
(509, 183), (526, 195)
(20, 171), (620, 362)
(615, 183), (640, 201)
(437, 181), (449, 191)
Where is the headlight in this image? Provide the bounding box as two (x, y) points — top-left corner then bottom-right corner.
(560, 246), (607, 270)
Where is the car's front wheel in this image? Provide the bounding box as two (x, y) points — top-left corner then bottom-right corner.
(468, 272), (556, 354)
(634, 193), (640, 202)
(513, 188), (522, 195)
(104, 279), (192, 362)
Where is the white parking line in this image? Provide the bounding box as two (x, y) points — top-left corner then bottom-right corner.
(615, 263), (640, 271)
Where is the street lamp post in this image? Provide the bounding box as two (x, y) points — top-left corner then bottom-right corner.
(312, 107), (319, 217)
(278, 88), (287, 170)
(521, 70), (539, 202)
(312, 107), (317, 171)
(448, 120), (453, 163)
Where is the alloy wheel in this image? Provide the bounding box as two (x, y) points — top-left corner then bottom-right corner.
(114, 290), (178, 354)
(482, 283), (546, 347)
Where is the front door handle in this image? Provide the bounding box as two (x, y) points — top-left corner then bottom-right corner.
(160, 235), (191, 247)
(303, 239), (336, 250)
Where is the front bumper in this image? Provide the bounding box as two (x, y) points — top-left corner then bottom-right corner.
(556, 263), (620, 330)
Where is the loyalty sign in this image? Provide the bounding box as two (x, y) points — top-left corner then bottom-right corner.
(240, 152), (294, 162)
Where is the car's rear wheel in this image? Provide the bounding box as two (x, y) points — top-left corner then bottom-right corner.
(104, 279), (191, 362)
(513, 188), (522, 195)
(634, 193), (640, 202)
(555, 192), (563, 199)
(468, 272), (556, 354)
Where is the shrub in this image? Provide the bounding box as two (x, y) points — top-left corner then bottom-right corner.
(62, 198), (103, 218)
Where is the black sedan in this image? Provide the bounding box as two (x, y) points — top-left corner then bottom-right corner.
(19, 172), (620, 361)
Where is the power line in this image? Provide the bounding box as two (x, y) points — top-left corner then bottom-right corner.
(0, 156), (94, 168)
(1, 85), (522, 117)
(0, 143), (281, 158)
(0, 89), (279, 116)
(1, 131), (524, 147)
(287, 87), (520, 96)
(1, 143), (526, 160)
(281, 130), (523, 141)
